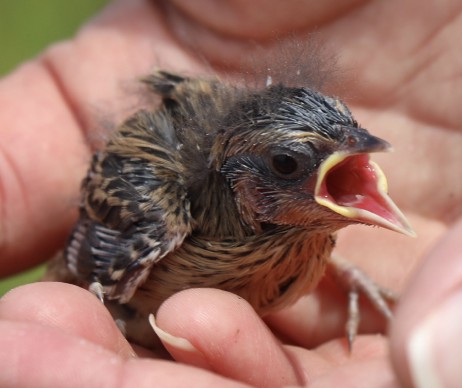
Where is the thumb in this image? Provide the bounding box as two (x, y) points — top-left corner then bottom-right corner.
(390, 218), (462, 388)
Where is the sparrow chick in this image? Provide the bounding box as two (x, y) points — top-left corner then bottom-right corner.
(49, 71), (414, 348)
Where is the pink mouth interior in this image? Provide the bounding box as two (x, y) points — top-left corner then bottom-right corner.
(318, 154), (396, 223)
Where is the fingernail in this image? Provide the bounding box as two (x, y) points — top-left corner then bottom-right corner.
(408, 292), (462, 388)
(149, 314), (210, 368)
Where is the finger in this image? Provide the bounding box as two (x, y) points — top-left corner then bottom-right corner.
(169, 0), (360, 39)
(304, 358), (399, 388)
(0, 63), (89, 275)
(0, 320), (251, 388)
(390, 218), (462, 388)
(265, 279), (388, 349)
(155, 288), (302, 387)
(0, 282), (133, 357)
(273, 334), (391, 386)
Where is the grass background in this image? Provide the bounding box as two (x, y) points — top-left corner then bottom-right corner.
(0, 0), (108, 296)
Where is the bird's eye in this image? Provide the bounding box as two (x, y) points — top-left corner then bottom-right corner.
(271, 154), (299, 176)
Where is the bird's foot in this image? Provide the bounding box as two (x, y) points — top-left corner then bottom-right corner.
(328, 254), (397, 350)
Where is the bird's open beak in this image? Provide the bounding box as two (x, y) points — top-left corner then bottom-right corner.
(314, 150), (415, 236)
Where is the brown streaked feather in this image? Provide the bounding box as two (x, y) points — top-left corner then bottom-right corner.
(133, 227), (335, 315)
(114, 227), (335, 347)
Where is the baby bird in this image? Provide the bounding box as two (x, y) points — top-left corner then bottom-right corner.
(51, 71), (413, 348)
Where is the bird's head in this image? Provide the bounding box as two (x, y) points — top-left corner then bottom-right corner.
(213, 85), (414, 236)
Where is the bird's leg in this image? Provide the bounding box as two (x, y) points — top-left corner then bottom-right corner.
(328, 254), (398, 349)
(88, 284), (129, 336)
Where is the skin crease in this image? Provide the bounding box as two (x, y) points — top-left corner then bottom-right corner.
(0, 0), (462, 386)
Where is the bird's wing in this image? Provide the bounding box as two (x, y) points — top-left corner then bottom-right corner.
(66, 110), (192, 302)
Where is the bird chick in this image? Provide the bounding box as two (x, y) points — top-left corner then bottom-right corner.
(50, 71), (413, 348)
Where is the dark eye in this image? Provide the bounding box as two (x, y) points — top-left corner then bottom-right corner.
(271, 154), (299, 176)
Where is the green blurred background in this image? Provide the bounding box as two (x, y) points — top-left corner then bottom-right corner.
(0, 0), (108, 296)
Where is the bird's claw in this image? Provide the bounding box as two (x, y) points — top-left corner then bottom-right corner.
(89, 282), (105, 304)
(115, 318), (127, 336)
(329, 254), (397, 350)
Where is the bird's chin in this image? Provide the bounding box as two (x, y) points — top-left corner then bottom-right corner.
(314, 152), (415, 237)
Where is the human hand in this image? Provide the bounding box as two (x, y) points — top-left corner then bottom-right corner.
(0, 282), (397, 387)
(1, 0), (461, 387)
